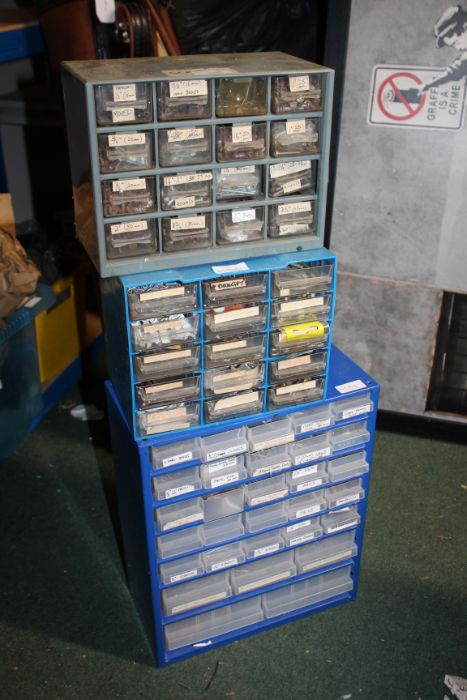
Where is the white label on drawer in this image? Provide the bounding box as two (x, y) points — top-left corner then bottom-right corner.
(148, 406), (188, 425)
(327, 519), (358, 534)
(171, 591), (227, 615)
(164, 172), (212, 187)
(108, 133), (146, 147)
(169, 79), (208, 97)
(211, 472), (239, 488)
(139, 287), (184, 302)
(211, 339), (248, 354)
(214, 392), (259, 413)
(167, 127), (205, 143)
(342, 404), (371, 420)
(250, 489), (287, 506)
(276, 379), (317, 396)
(252, 433), (294, 452)
(300, 417), (331, 433)
(145, 380), (183, 395)
(238, 571), (290, 593)
(231, 208), (256, 224)
(143, 349), (191, 364)
(221, 165), (255, 175)
(211, 558), (238, 571)
(113, 83), (137, 102)
(280, 297), (323, 313)
(278, 223), (312, 236)
(164, 512), (202, 530)
(206, 456), (238, 474)
(169, 569), (198, 583)
(286, 519), (311, 533)
(286, 119), (306, 134)
(210, 278), (247, 292)
(335, 494), (360, 507)
(214, 306), (259, 325)
(252, 459), (291, 476)
(278, 201), (312, 216)
(211, 262), (249, 274)
(269, 160), (310, 178)
(112, 178), (146, 192)
(302, 549), (354, 572)
(277, 355), (312, 371)
(296, 504), (321, 518)
(295, 446), (331, 464)
(292, 464), (318, 479)
(111, 107), (135, 122)
(253, 543), (280, 557)
(206, 442), (247, 462)
(174, 196), (196, 209)
(282, 178), (302, 194)
(143, 318), (183, 333)
(289, 75), (310, 92)
(232, 123), (252, 144)
(165, 484), (195, 499)
(289, 532), (316, 546)
(171, 215), (206, 231)
(335, 379), (366, 394)
(111, 220), (148, 235)
(162, 450), (193, 468)
(296, 478), (323, 492)
(162, 67), (239, 76)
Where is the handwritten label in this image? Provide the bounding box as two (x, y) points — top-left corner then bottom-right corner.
(206, 456), (238, 474)
(111, 107), (135, 122)
(170, 215), (205, 231)
(282, 178), (302, 194)
(292, 464), (319, 479)
(299, 417), (331, 433)
(221, 165), (255, 175)
(296, 504), (321, 518)
(289, 532), (316, 546)
(170, 569), (198, 583)
(232, 208), (256, 224)
(232, 123), (252, 144)
(112, 178), (146, 192)
(278, 201), (312, 216)
(278, 223), (312, 236)
(211, 558), (238, 571)
(205, 442), (247, 462)
(113, 83), (136, 102)
(167, 127), (204, 143)
(270, 160), (310, 178)
(286, 519), (311, 533)
(289, 75), (310, 92)
(108, 133), (145, 147)
(165, 484), (195, 499)
(286, 119), (306, 134)
(164, 172), (212, 186)
(174, 196), (196, 209)
(110, 220), (148, 235)
(169, 79), (208, 98)
(296, 478), (323, 492)
(211, 472), (239, 488)
(162, 450), (193, 468)
(253, 543), (280, 558)
(294, 446), (331, 465)
(335, 494), (360, 507)
(342, 404), (371, 420)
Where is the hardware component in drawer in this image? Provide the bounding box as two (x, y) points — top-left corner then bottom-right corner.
(269, 321), (329, 356)
(287, 490), (327, 521)
(262, 566), (353, 621)
(160, 171), (213, 211)
(321, 506), (360, 534)
(247, 417), (294, 453)
(204, 363), (264, 397)
(162, 571), (231, 617)
(268, 376), (324, 409)
(152, 466), (202, 501)
(331, 420), (370, 452)
(272, 263), (334, 297)
(216, 123), (267, 162)
(157, 525), (205, 559)
(332, 393), (374, 422)
(204, 513), (244, 547)
(244, 501), (288, 533)
(204, 390), (264, 423)
(203, 272), (266, 308)
(286, 461), (328, 494)
(268, 200), (315, 238)
(244, 529), (285, 560)
(204, 334), (266, 369)
(200, 454), (247, 490)
(164, 596), (264, 651)
(136, 375), (200, 409)
(128, 282), (198, 319)
(245, 474), (288, 507)
(216, 77), (268, 117)
(158, 126), (211, 167)
(289, 432), (331, 466)
(231, 551), (296, 595)
(269, 351), (327, 384)
(102, 177), (156, 218)
(201, 426), (248, 462)
(98, 131), (154, 173)
(94, 82), (152, 125)
(290, 402), (334, 436)
(104, 218), (157, 260)
(269, 161), (316, 198)
(157, 79), (211, 121)
(162, 214), (212, 252)
(216, 207), (265, 245)
(271, 74), (323, 114)
(283, 515), (323, 547)
(155, 496), (204, 532)
(137, 402), (200, 436)
(204, 303), (267, 340)
(203, 486), (245, 522)
(270, 118), (320, 157)
(131, 314), (200, 352)
(326, 451), (369, 482)
(246, 444), (292, 478)
(325, 479), (364, 510)
(203, 541), (246, 572)
(159, 553), (205, 586)
(151, 437), (201, 470)
(215, 165), (263, 201)
(133, 345), (200, 382)
(271, 293), (331, 326)
(294, 531), (358, 574)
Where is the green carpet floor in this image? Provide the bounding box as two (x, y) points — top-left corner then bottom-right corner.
(1, 381), (466, 699)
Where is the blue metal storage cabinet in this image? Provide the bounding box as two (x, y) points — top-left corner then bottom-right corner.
(106, 345), (379, 666)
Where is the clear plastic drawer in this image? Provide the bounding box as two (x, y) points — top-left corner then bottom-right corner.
(271, 74), (323, 114)
(290, 404), (334, 436)
(247, 417), (294, 453)
(155, 496), (204, 532)
(200, 454), (246, 490)
(216, 122), (267, 161)
(159, 126), (212, 167)
(200, 427), (248, 463)
(269, 350), (327, 384)
(325, 479), (364, 510)
(152, 466), (202, 502)
(204, 334), (266, 369)
(202, 541), (246, 572)
(128, 282), (198, 319)
(286, 461), (328, 494)
(98, 131), (154, 173)
(159, 553), (204, 586)
(157, 79), (211, 121)
(231, 551), (296, 595)
(268, 376), (324, 409)
(245, 474), (288, 507)
(327, 451), (369, 482)
(94, 82), (152, 126)
(136, 375), (200, 409)
(216, 77), (267, 117)
(243, 501), (288, 533)
(244, 529), (285, 560)
(202, 272), (267, 308)
(215, 164), (263, 201)
(217, 207), (265, 245)
(270, 118), (320, 157)
(203, 486), (245, 522)
(160, 171), (213, 211)
(137, 402), (200, 437)
(246, 444), (292, 478)
(268, 201), (315, 239)
(272, 264), (334, 297)
(130, 314), (199, 352)
(133, 345), (200, 382)
(269, 321), (329, 356)
(204, 513), (244, 547)
(157, 525), (204, 559)
(162, 571), (231, 617)
(294, 532), (357, 574)
(332, 394), (373, 422)
(331, 420), (370, 452)
(104, 218), (157, 260)
(162, 213), (212, 252)
(151, 437), (201, 470)
(320, 506), (360, 535)
(204, 363), (264, 397)
(269, 161), (315, 199)
(271, 294), (331, 326)
(287, 490), (327, 521)
(204, 303), (268, 340)
(288, 432), (331, 466)
(102, 176), (156, 218)
(283, 515), (323, 547)
(204, 390), (263, 423)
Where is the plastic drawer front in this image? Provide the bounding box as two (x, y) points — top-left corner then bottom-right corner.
(231, 551), (296, 595)
(162, 571), (231, 616)
(294, 531), (358, 574)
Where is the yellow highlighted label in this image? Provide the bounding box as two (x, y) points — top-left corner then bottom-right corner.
(281, 320), (324, 342)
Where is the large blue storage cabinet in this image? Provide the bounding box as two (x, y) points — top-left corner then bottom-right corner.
(106, 346), (379, 666)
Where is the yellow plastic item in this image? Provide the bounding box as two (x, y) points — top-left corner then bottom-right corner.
(280, 320), (324, 343)
(35, 277), (80, 384)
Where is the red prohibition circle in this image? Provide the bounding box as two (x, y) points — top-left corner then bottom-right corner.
(377, 71), (426, 121)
